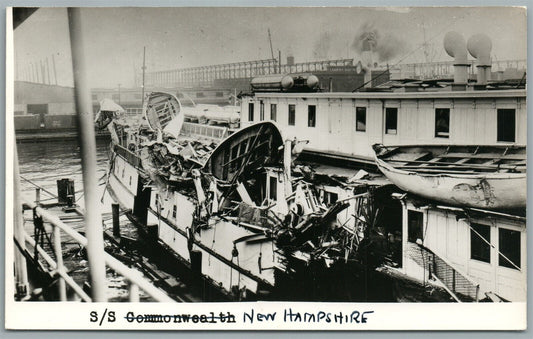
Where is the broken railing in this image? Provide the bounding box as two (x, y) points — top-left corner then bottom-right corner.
(114, 144), (142, 168)
(408, 242), (480, 302)
(125, 108), (143, 116)
(181, 122), (228, 140)
(20, 198), (175, 302)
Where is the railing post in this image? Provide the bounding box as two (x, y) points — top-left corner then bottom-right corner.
(35, 187), (41, 204)
(452, 270), (456, 293)
(283, 139), (293, 197)
(475, 285), (480, 302)
(129, 282), (140, 302)
(431, 254), (436, 279)
(68, 8), (107, 302)
(53, 225), (67, 301)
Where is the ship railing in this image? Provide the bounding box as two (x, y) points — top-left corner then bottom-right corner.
(114, 144), (142, 168)
(408, 241), (480, 302)
(181, 122), (228, 141)
(21, 198), (175, 302)
(125, 108), (143, 116)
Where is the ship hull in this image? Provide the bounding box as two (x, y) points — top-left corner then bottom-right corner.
(375, 156), (526, 209)
(106, 148), (279, 299)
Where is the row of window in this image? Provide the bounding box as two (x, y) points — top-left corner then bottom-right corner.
(470, 223), (521, 270)
(249, 102), (316, 127)
(114, 161), (133, 186)
(248, 102), (517, 142)
(407, 210), (521, 270)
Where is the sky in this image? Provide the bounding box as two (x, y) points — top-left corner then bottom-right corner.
(12, 7), (527, 89)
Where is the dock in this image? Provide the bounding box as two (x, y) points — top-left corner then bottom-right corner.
(17, 179), (199, 302)
(16, 130), (110, 143)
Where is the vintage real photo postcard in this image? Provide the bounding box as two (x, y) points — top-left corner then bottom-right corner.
(5, 6), (527, 330)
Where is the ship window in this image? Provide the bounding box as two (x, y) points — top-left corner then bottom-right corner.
(356, 107), (366, 132)
(470, 223), (491, 263)
(248, 103), (254, 122)
(308, 105), (316, 127)
(324, 191), (338, 206)
(435, 108), (450, 138)
(269, 176), (277, 200)
(270, 104), (277, 121)
(172, 205), (177, 219)
(196, 92), (205, 98)
(407, 210), (423, 243)
(260, 101), (265, 121)
(129, 176), (132, 186)
(216, 92), (224, 97)
(385, 107), (398, 135)
(288, 104), (296, 126)
(122, 168), (125, 178)
(499, 228), (520, 269)
(497, 109), (516, 142)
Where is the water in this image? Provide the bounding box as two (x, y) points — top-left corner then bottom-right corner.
(17, 139), (110, 208)
(16, 138), (148, 301)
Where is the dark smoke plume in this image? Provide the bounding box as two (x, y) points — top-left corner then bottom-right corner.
(351, 22), (409, 62)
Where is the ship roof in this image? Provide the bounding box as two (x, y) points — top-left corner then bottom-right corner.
(252, 88), (526, 100)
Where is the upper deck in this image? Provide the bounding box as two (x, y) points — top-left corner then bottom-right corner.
(241, 88), (527, 163)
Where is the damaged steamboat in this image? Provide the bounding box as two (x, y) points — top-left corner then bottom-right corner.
(103, 92), (384, 301)
(103, 31), (527, 303)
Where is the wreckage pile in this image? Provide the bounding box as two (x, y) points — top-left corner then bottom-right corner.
(139, 138), (218, 188)
(273, 182), (379, 269)
(137, 127), (386, 272)
(103, 93), (389, 282)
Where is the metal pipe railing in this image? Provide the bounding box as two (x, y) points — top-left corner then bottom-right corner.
(24, 199), (175, 302)
(52, 225), (67, 301)
(23, 233), (91, 302)
(13, 138), (29, 299)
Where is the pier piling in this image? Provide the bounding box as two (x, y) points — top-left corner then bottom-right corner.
(57, 179), (75, 206)
(112, 203), (120, 237)
(190, 250), (202, 274)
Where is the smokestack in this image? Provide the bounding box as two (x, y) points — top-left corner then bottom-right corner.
(444, 32), (469, 90)
(467, 33), (492, 86)
(361, 37), (374, 68)
(363, 68), (372, 88)
(287, 56), (294, 66)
